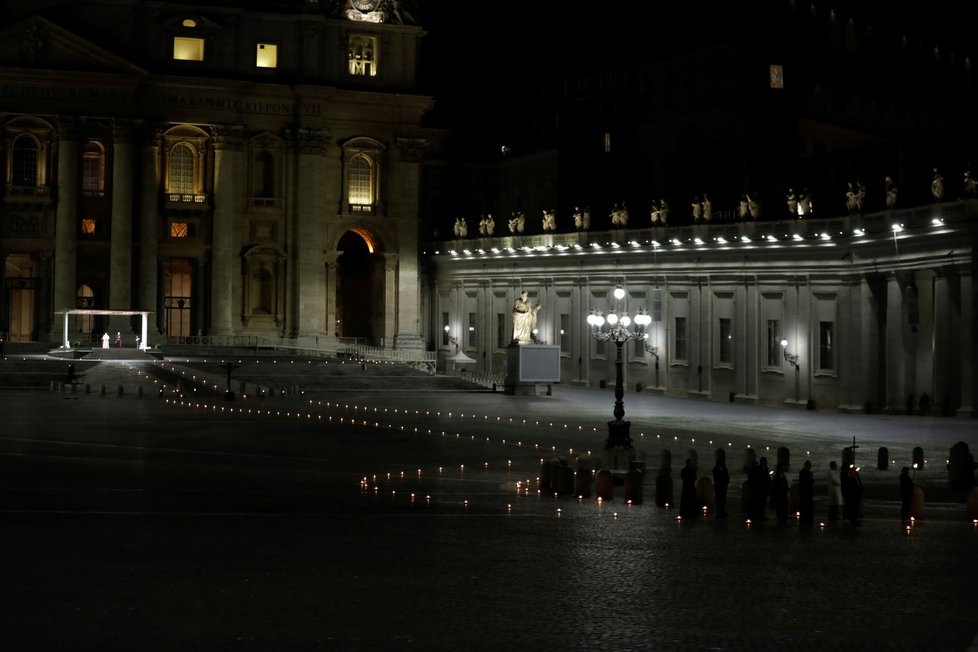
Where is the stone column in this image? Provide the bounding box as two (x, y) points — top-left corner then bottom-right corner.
(859, 274), (884, 413)
(931, 272), (951, 414)
(884, 272), (906, 412)
(109, 120), (134, 332)
(383, 253), (398, 345)
(391, 137), (425, 351)
(0, 251), (7, 335)
(324, 252), (339, 340)
(138, 126), (161, 336)
(912, 270), (935, 408)
(210, 126), (244, 336)
(957, 271), (974, 417)
(292, 128), (328, 337)
(51, 117), (80, 342)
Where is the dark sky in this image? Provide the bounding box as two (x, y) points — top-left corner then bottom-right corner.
(415, 1), (976, 129)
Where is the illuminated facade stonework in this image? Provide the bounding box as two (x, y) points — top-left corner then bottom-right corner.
(0, 0), (430, 350)
(427, 204), (976, 415)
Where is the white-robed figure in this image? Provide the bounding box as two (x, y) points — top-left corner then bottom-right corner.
(512, 291), (541, 345)
(101, 332), (110, 349)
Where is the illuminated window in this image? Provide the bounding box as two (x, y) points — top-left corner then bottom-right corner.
(81, 219), (96, 235)
(170, 222), (190, 238)
(182, 19), (197, 28)
(256, 43), (277, 68)
(770, 64), (784, 89)
(604, 132), (611, 153)
(348, 153), (374, 206)
(82, 141), (105, 197)
(168, 143), (195, 194)
(467, 312), (476, 348)
(11, 135), (38, 186)
(348, 36), (377, 76)
(442, 312), (450, 346)
(173, 36), (205, 61)
(76, 285), (95, 339)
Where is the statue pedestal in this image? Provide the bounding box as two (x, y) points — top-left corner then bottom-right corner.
(504, 344), (560, 396)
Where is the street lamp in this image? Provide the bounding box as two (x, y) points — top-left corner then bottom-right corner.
(780, 338), (800, 403)
(587, 285), (652, 449)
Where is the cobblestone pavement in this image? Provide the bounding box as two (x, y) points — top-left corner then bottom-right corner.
(1, 373), (976, 651)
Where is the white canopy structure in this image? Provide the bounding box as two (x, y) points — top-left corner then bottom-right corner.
(54, 309), (153, 350)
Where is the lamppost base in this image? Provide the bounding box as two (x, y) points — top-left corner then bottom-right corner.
(606, 419), (632, 449)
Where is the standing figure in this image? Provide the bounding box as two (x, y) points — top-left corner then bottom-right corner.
(485, 213), (495, 236)
(701, 194), (712, 222)
(650, 200), (661, 225)
(786, 188), (798, 217)
(797, 189), (813, 217)
(747, 194), (760, 220)
(116, 332), (123, 348)
(748, 456), (772, 521)
(508, 213), (519, 234)
(899, 466), (915, 523)
(516, 211), (525, 233)
(712, 449), (730, 519)
(840, 464), (863, 526)
(680, 458), (698, 519)
(102, 332), (110, 349)
(771, 463), (790, 523)
(963, 167), (977, 197)
(691, 196), (702, 222)
(511, 291), (541, 345)
(582, 207), (591, 230)
(478, 215), (488, 236)
(885, 176), (898, 208)
(573, 206), (583, 231)
(738, 195), (749, 221)
(798, 460), (815, 526)
(931, 168), (945, 201)
(845, 182), (858, 214)
(658, 199), (669, 225)
(826, 460), (842, 522)
(541, 209), (554, 232)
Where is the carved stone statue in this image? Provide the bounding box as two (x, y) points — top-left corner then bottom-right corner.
(512, 291), (541, 345)
(691, 196), (702, 222)
(573, 206), (583, 231)
(702, 194), (712, 221)
(453, 217), (467, 238)
(485, 213), (495, 236)
(786, 188), (798, 217)
(885, 176), (898, 208)
(964, 168), (977, 197)
(542, 209), (556, 232)
(932, 168), (945, 201)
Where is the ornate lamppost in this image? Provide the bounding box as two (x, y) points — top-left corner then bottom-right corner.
(587, 285), (652, 449)
(780, 338), (800, 403)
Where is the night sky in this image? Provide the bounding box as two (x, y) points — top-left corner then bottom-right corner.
(415, 1), (976, 131)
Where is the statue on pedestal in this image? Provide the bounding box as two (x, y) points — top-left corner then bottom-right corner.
(512, 291), (541, 345)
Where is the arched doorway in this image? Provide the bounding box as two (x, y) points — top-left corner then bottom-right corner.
(336, 229), (384, 344)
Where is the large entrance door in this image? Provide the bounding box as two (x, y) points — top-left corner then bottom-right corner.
(164, 259), (192, 339)
(336, 230), (384, 344)
(4, 254), (36, 341)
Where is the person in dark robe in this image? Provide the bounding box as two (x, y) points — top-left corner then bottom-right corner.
(680, 458), (698, 519)
(771, 463), (790, 523)
(798, 460), (815, 526)
(712, 453), (730, 519)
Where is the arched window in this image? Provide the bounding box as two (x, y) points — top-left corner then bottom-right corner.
(169, 142), (195, 195)
(12, 135), (39, 187)
(348, 153), (374, 207)
(82, 141), (105, 197)
(342, 138), (384, 215)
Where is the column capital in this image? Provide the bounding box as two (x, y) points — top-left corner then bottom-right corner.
(54, 115), (83, 141)
(211, 124), (246, 151)
(395, 137), (426, 162)
(288, 127), (330, 155)
(110, 118), (137, 144)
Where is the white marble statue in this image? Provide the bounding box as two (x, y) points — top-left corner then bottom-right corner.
(512, 291), (541, 345)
